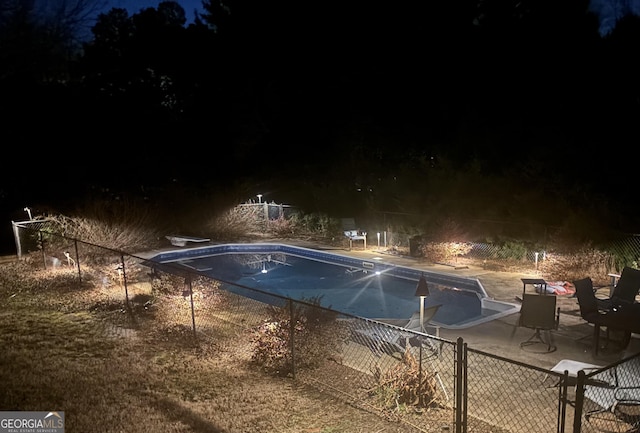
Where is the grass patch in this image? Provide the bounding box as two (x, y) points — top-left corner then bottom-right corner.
(0, 260), (424, 433)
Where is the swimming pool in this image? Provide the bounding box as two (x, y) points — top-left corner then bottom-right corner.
(147, 243), (520, 329)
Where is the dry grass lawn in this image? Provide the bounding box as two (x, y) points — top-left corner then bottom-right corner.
(0, 258), (428, 433)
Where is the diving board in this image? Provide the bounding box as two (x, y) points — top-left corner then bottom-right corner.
(166, 235), (210, 247)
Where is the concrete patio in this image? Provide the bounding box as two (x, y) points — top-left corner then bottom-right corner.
(325, 245), (640, 370)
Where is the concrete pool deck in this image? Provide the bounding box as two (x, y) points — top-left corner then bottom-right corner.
(281, 240), (640, 370)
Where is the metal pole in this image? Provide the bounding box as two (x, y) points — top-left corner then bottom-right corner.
(455, 337), (465, 433)
(121, 255), (129, 310)
(11, 221), (22, 260)
(73, 240), (81, 284)
(420, 295), (425, 332)
(40, 231), (46, 269)
(289, 299), (296, 379)
(573, 371), (586, 433)
(188, 277), (197, 341)
(418, 343), (423, 406)
(558, 371), (568, 433)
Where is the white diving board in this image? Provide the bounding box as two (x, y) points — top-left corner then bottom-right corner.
(166, 235), (211, 247)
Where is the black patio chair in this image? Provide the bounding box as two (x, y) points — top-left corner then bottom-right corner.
(574, 277), (638, 356)
(595, 266), (640, 312)
(516, 292), (560, 353)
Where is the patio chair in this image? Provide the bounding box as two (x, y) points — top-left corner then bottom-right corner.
(575, 277), (615, 356)
(515, 292), (559, 353)
(595, 266), (640, 312)
(574, 277), (639, 356)
(584, 356), (640, 431)
(341, 218), (367, 250)
(351, 304), (442, 359)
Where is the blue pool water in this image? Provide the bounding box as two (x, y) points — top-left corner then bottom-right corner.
(147, 243), (520, 329)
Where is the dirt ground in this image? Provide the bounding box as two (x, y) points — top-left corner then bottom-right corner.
(0, 255), (531, 433)
(3, 244), (638, 433)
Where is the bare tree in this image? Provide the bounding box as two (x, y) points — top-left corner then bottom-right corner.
(1, 0), (108, 83)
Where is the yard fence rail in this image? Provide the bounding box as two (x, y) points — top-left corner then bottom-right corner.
(9, 222), (640, 433)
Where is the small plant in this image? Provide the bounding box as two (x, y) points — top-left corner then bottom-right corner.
(266, 215), (296, 237)
(151, 271), (186, 295)
(250, 296), (348, 376)
(420, 242), (472, 264)
(370, 348), (441, 410)
(493, 240), (527, 261)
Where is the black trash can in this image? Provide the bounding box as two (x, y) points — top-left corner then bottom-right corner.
(409, 235), (423, 257)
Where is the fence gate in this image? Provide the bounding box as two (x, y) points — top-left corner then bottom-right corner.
(12, 219), (57, 259)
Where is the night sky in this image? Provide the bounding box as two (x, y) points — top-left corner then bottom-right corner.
(105, 0), (204, 23)
(99, 0), (639, 35)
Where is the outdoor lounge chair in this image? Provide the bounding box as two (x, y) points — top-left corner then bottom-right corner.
(350, 305), (448, 400)
(595, 266), (640, 312)
(351, 304), (442, 359)
(584, 356), (640, 431)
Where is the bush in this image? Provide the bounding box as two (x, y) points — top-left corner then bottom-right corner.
(370, 348), (442, 410)
(250, 296), (348, 376)
(265, 215), (297, 237)
(492, 241), (528, 261)
(420, 242), (472, 264)
(45, 199), (165, 255)
(541, 247), (613, 286)
(205, 204), (265, 240)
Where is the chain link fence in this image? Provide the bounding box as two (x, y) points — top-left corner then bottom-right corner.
(357, 211), (640, 277)
(575, 355), (640, 433)
(8, 222), (640, 433)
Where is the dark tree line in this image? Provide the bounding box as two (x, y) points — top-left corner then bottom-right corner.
(2, 0), (640, 236)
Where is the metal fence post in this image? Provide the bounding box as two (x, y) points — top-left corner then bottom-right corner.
(289, 299), (296, 379)
(187, 276), (197, 341)
(73, 239), (81, 284)
(120, 254), (129, 311)
(39, 231), (46, 269)
(455, 337), (465, 433)
(558, 371), (569, 433)
(572, 371), (586, 433)
(418, 341), (424, 406)
(11, 222), (22, 259)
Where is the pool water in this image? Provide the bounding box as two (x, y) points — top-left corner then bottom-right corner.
(148, 243), (520, 329)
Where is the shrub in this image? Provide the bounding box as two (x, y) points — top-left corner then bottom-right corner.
(45, 199), (165, 255)
(420, 242), (472, 264)
(250, 296), (348, 376)
(370, 348), (442, 410)
(541, 247), (613, 286)
(204, 204), (265, 240)
(266, 215), (297, 237)
(151, 271), (188, 295)
(296, 212), (341, 239)
(605, 240), (640, 273)
(493, 241), (528, 261)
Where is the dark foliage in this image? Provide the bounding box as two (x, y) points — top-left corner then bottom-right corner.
(2, 0), (640, 250)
